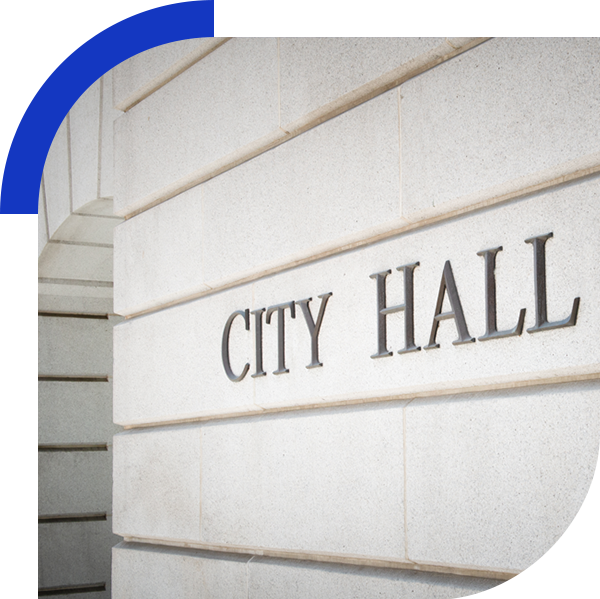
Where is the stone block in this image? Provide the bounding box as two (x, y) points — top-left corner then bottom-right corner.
(70, 80), (100, 212)
(74, 198), (115, 217)
(38, 380), (118, 445)
(44, 117), (71, 238)
(38, 315), (113, 376)
(401, 38), (600, 216)
(38, 450), (112, 514)
(38, 282), (114, 315)
(279, 37), (444, 125)
(112, 542), (249, 599)
(200, 89), (400, 288)
(52, 214), (117, 246)
(115, 89), (400, 315)
(405, 381), (600, 571)
(113, 191), (208, 316)
(38, 242), (113, 283)
(201, 403), (406, 557)
(114, 38), (278, 215)
(38, 518), (118, 588)
(248, 557), (503, 599)
(113, 426), (201, 541)
(39, 184), (48, 257)
(113, 284), (253, 424)
(114, 176), (600, 425)
(113, 39), (208, 109)
(100, 71), (122, 199)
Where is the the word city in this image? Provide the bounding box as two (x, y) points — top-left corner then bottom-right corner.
(222, 233), (580, 381)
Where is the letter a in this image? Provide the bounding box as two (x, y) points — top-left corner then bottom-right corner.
(424, 261), (475, 349)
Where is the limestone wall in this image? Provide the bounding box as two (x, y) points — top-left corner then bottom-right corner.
(110, 38), (600, 598)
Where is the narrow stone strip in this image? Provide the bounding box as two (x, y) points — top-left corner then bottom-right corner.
(38, 583), (106, 596)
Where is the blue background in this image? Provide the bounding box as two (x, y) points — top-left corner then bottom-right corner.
(0, 1), (214, 214)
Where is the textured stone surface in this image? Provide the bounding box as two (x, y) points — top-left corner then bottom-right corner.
(113, 39), (207, 109)
(113, 426), (201, 541)
(200, 90), (400, 287)
(38, 315), (113, 376)
(38, 381), (117, 444)
(113, 191), (208, 315)
(70, 80), (100, 212)
(401, 37), (600, 216)
(114, 38), (278, 215)
(113, 283), (254, 424)
(38, 243), (113, 283)
(100, 71), (121, 199)
(38, 282), (114, 315)
(405, 381), (600, 571)
(52, 214), (117, 245)
(115, 90), (400, 314)
(38, 518), (118, 587)
(112, 543), (249, 599)
(201, 403), (406, 557)
(44, 118), (71, 238)
(39, 184), (48, 257)
(74, 198), (115, 217)
(248, 557), (503, 599)
(279, 37), (445, 124)
(114, 176), (600, 425)
(38, 450), (112, 514)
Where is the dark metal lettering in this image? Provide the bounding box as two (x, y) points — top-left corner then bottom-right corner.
(370, 264), (421, 359)
(250, 308), (266, 378)
(370, 270), (393, 359)
(266, 301), (296, 375)
(424, 260), (475, 349)
(477, 247), (526, 341)
(296, 293), (333, 369)
(525, 232), (580, 333)
(221, 309), (250, 382)
(394, 263), (421, 355)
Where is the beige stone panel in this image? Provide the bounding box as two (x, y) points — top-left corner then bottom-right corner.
(38, 242), (113, 283)
(38, 518), (118, 588)
(199, 90), (400, 290)
(100, 71), (122, 199)
(114, 38), (278, 215)
(113, 191), (208, 316)
(70, 80), (100, 212)
(112, 542), (249, 599)
(401, 38), (600, 216)
(113, 284), (253, 425)
(201, 403), (406, 558)
(44, 118), (71, 238)
(113, 426), (201, 542)
(248, 557), (503, 599)
(52, 214), (116, 245)
(279, 37), (444, 125)
(39, 184), (48, 257)
(38, 282), (114, 315)
(115, 90), (400, 315)
(38, 450), (112, 514)
(114, 176), (599, 425)
(74, 198), (115, 217)
(113, 39), (207, 109)
(38, 381), (118, 444)
(405, 381), (600, 572)
(38, 315), (113, 376)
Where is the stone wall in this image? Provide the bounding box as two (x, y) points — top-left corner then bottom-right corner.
(110, 38), (600, 598)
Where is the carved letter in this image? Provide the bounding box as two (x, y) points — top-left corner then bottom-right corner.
(424, 261), (475, 349)
(266, 301), (296, 375)
(250, 308), (266, 378)
(296, 293), (333, 369)
(221, 309), (250, 382)
(370, 263), (420, 359)
(477, 246), (526, 341)
(525, 233), (580, 333)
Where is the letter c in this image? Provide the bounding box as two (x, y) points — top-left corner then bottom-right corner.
(221, 309), (250, 382)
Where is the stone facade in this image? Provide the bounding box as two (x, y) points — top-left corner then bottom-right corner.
(40, 37), (600, 598)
